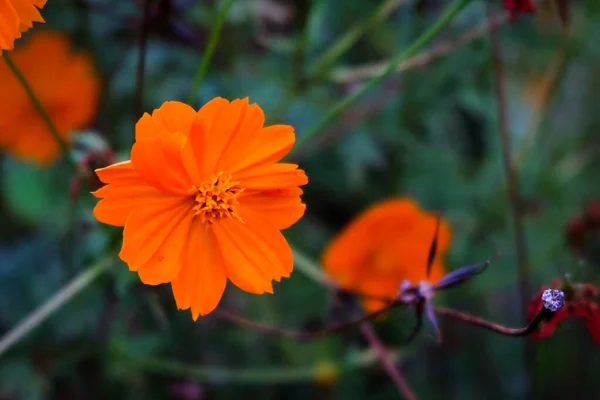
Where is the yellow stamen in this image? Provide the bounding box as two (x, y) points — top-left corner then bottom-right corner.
(192, 172), (244, 224)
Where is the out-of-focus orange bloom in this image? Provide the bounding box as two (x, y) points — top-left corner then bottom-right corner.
(528, 279), (600, 345)
(322, 198), (451, 312)
(0, 31), (100, 165)
(0, 0), (46, 51)
(93, 99), (308, 319)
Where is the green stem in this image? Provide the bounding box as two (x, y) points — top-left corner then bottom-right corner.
(187, 0), (236, 105)
(289, 0), (472, 158)
(310, 0), (408, 78)
(3, 53), (78, 171)
(0, 257), (113, 358)
(119, 349), (400, 385)
(292, 246), (331, 286)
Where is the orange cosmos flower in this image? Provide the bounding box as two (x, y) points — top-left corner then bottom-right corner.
(0, 0), (47, 51)
(93, 99), (308, 319)
(322, 198), (451, 312)
(0, 30), (99, 165)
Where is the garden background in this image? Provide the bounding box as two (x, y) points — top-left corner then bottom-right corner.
(1, 0), (599, 399)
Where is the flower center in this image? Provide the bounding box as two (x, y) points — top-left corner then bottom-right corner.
(192, 172), (244, 224)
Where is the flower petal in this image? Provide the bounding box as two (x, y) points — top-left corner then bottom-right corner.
(213, 214), (293, 295)
(171, 223), (227, 319)
(151, 101), (196, 137)
(136, 212), (195, 286)
(188, 97), (247, 180)
(235, 163), (308, 191)
(93, 161), (178, 226)
(222, 124), (294, 174)
(131, 129), (193, 195)
(119, 199), (191, 271)
(240, 187), (306, 230)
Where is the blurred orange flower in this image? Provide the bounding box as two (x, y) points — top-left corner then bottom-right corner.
(93, 99), (308, 319)
(322, 198), (451, 312)
(0, 0), (47, 51)
(0, 31), (99, 165)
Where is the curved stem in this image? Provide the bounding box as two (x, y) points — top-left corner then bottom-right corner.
(119, 347), (401, 385)
(310, 0), (409, 78)
(360, 321), (418, 400)
(0, 257), (113, 358)
(432, 306), (550, 337)
(213, 304), (551, 340)
(3, 53), (77, 171)
(213, 302), (400, 339)
(289, 0), (472, 158)
(187, 0), (235, 105)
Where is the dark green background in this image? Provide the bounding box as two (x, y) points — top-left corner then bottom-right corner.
(1, 0), (599, 399)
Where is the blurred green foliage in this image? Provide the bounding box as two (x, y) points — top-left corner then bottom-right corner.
(1, 0), (600, 399)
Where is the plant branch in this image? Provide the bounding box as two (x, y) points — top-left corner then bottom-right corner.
(289, 0), (472, 158)
(328, 6), (508, 84)
(488, 5), (530, 321)
(433, 306), (551, 337)
(3, 53), (78, 171)
(360, 321), (418, 400)
(488, 7), (536, 396)
(310, 0), (409, 78)
(118, 348), (401, 385)
(0, 257), (113, 358)
(213, 303), (551, 341)
(187, 0), (235, 105)
(213, 301), (401, 339)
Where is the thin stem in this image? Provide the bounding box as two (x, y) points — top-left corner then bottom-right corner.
(213, 303), (552, 341)
(487, 0), (531, 336)
(433, 306), (550, 337)
(119, 348), (401, 385)
(187, 0), (235, 105)
(310, 0), (409, 77)
(3, 53), (78, 171)
(487, 11), (535, 395)
(329, 8), (509, 84)
(292, 246), (335, 286)
(289, 0), (472, 158)
(0, 258), (113, 357)
(360, 322), (418, 400)
(214, 302), (400, 339)
(134, 0), (153, 121)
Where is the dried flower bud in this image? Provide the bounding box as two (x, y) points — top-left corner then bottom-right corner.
(542, 289), (565, 312)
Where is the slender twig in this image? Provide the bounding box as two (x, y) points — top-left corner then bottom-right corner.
(310, 0), (409, 77)
(3, 54), (78, 171)
(187, 0), (235, 105)
(329, 7), (509, 84)
(487, 5), (534, 396)
(134, 0), (152, 122)
(289, 0), (472, 158)
(213, 303), (400, 339)
(0, 258), (113, 357)
(360, 322), (418, 400)
(214, 302), (552, 340)
(433, 306), (550, 337)
(213, 302), (552, 342)
(119, 348), (401, 385)
(488, 4), (530, 323)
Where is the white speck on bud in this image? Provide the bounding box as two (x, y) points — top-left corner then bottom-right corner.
(541, 289), (566, 312)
